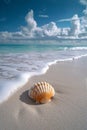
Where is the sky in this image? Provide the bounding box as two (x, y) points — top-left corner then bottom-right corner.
(0, 0), (87, 43)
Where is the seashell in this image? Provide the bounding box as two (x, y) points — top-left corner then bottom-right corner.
(28, 82), (55, 104)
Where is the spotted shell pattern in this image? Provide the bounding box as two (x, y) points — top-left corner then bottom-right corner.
(28, 82), (55, 104)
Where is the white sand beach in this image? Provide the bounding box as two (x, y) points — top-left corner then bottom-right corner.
(0, 57), (87, 130)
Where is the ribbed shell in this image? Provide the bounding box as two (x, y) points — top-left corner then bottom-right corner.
(28, 82), (55, 104)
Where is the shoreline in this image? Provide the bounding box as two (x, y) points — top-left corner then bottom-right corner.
(0, 56), (87, 130)
(1, 54), (87, 103)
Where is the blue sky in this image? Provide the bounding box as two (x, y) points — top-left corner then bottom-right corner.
(0, 0), (87, 42)
(0, 0), (85, 31)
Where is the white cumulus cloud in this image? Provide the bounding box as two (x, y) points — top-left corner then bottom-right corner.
(25, 10), (37, 31)
(0, 31), (12, 39)
(42, 22), (60, 37)
(21, 10), (38, 38)
(1, 9), (87, 42)
(80, 0), (87, 5)
(70, 14), (81, 37)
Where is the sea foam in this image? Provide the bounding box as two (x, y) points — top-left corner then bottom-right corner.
(0, 59), (66, 103)
(0, 56), (84, 103)
(0, 65), (50, 103)
(0, 43), (87, 103)
(0, 72), (32, 103)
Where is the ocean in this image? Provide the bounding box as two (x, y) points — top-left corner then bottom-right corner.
(0, 40), (87, 103)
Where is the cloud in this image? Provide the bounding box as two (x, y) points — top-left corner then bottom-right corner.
(70, 14), (81, 37)
(1, 9), (87, 43)
(80, 7), (87, 33)
(58, 18), (72, 22)
(25, 10), (37, 31)
(39, 15), (49, 18)
(42, 22), (60, 36)
(21, 11), (60, 38)
(80, 0), (87, 5)
(0, 31), (13, 43)
(83, 7), (87, 14)
(0, 31), (12, 39)
(21, 10), (38, 38)
(58, 16), (82, 23)
(61, 28), (70, 36)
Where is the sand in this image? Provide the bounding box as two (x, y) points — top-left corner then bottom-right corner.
(0, 57), (87, 130)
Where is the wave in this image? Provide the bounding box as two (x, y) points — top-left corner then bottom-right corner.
(55, 46), (87, 51)
(0, 65), (50, 103)
(0, 73), (30, 103)
(70, 47), (87, 51)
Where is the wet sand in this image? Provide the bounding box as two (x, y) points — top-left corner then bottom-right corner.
(0, 57), (87, 130)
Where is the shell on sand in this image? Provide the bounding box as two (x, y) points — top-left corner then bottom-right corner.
(28, 82), (55, 104)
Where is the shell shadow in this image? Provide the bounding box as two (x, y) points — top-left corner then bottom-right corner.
(19, 90), (55, 106)
(20, 90), (37, 105)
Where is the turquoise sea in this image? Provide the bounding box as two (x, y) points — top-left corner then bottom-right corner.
(0, 40), (87, 103)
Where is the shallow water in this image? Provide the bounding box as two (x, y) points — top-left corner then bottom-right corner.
(0, 40), (87, 103)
